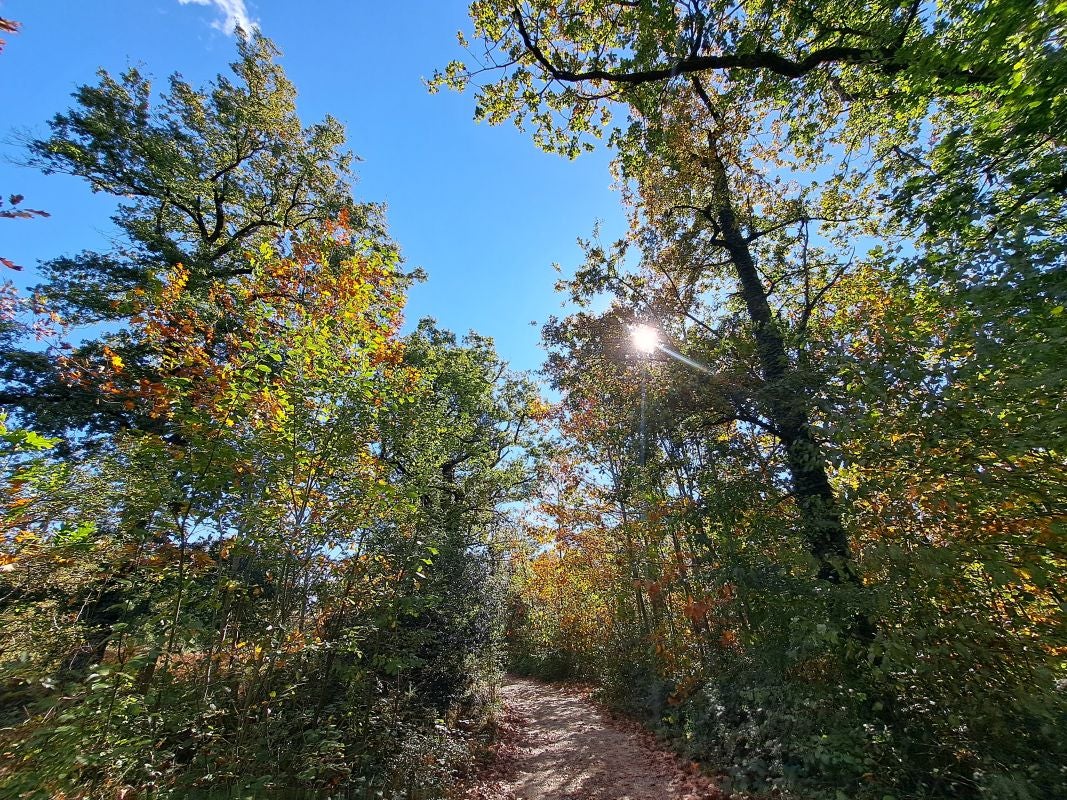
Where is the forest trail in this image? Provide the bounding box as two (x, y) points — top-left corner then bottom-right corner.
(465, 677), (721, 800)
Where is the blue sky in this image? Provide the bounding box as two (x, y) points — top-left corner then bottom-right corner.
(0, 0), (626, 374)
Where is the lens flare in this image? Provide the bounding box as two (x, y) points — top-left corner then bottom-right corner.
(631, 324), (660, 354)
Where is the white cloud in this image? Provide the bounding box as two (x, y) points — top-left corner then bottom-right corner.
(178, 0), (258, 35)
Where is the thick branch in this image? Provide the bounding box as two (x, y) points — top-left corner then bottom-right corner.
(513, 9), (992, 87)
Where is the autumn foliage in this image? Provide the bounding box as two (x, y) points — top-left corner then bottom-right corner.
(0, 40), (539, 799)
(1, 5), (1065, 800)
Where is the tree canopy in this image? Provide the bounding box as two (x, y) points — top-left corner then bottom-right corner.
(0, 6), (1064, 799)
(2, 32), (386, 440)
(0, 31), (543, 799)
(438, 1), (1066, 797)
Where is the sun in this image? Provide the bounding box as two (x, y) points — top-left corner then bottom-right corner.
(631, 324), (660, 354)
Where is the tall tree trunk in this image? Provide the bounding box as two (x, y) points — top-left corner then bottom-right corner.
(705, 139), (858, 586)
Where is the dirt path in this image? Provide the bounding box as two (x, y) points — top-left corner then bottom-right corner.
(465, 676), (722, 800)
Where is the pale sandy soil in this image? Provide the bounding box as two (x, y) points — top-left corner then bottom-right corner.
(463, 676), (723, 800)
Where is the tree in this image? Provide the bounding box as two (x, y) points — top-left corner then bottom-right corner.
(1, 32), (385, 440)
(436, 2), (1066, 437)
(0, 31), (549, 797)
(378, 320), (547, 706)
(445, 2), (1066, 797)
(442, 0), (1065, 611)
(0, 214), (542, 797)
(434, 0), (1064, 199)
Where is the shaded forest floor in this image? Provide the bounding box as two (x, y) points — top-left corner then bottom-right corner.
(462, 676), (722, 800)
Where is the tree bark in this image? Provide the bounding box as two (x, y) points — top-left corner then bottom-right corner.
(705, 140), (858, 585)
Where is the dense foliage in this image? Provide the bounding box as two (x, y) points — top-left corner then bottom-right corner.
(2, 34), (380, 440)
(440, 1), (1067, 798)
(3, 3), (1065, 798)
(0, 35), (542, 799)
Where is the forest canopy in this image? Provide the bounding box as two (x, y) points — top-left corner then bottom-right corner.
(1, 3), (1065, 799)
(436, 1), (1066, 797)
(1, 31), (544, 798)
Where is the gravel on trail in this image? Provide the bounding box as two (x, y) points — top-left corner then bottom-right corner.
(462, 676), (723, 800)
